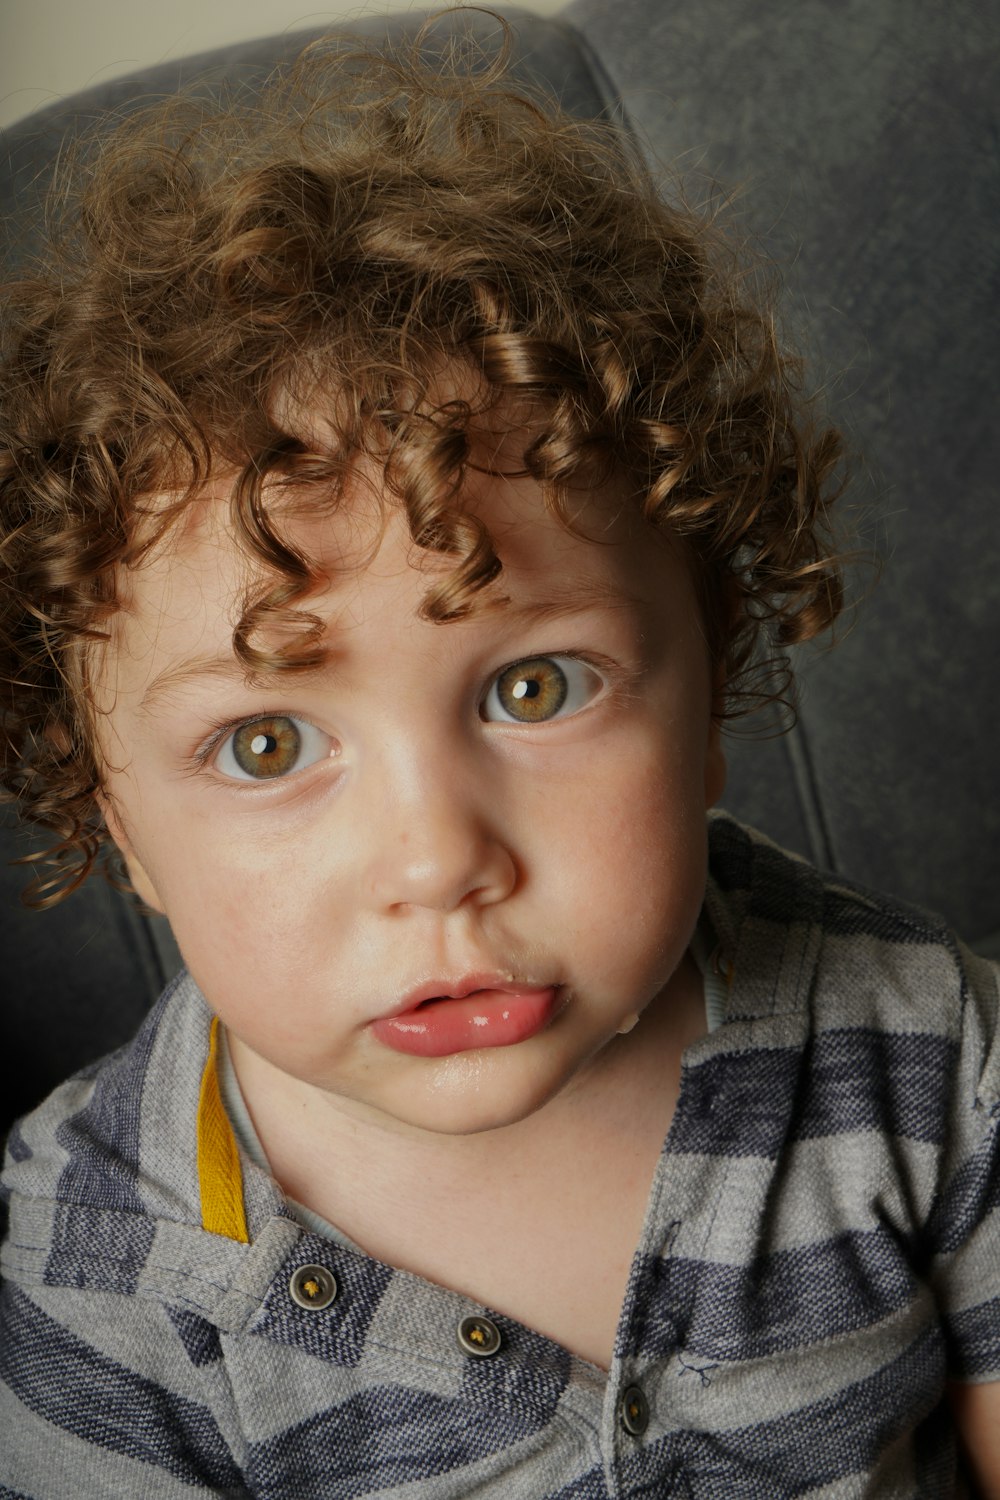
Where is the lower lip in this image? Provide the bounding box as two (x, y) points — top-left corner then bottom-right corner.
(371, 987), (560, 1057)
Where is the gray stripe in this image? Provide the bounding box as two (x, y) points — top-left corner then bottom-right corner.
(244, 1383), (562, 1499)
(0, 1282), (243, 1489)
(943, 1293), (1000, 1379)
(44, 1200), (156, 1294)
(925, 1126), (1000, 1252)
(629, 1327), (948, 1496)
(53, 991), (167, 1215)
(625, 1225), (923, 1362)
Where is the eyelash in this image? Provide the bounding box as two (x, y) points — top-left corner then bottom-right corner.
(192, 716), (299, 773)
(479, 653), (608, 724)
(194, 651), (612, 783)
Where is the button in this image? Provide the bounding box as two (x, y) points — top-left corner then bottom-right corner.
(457, 1315), (502, 1357)
(619, 1383), (650, 1436)
(289, 1264), (338, 1310)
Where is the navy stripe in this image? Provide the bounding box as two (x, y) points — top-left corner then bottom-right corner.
(624, 1225), (920, 1362)
(925, 1115), (1000, 1253)
(0, 1487), (36, 1499)
(705, 817), (824, 933)
(549, 1470), (611, 1498)
(251, 1237), (393, 1368)
(626, 1327), (949, 1497)
(458, 1315), (570, 1424)
(167, 1305), (224, 1367)
(705, 816), (755, 894)
(668, 1046), (803, 1159)
(54, 988), (171, 1215)
(44, 1202), (156, 1294)
(745, 839), (822, 930)
(821, 883), (948, 946)
(943, 1294), (1000, 1379)
(246, 1380), (563, 1499)
(707, 811), (952, 951)
(795, 1028), (958, 1144)
(0, 1282), (243, 1490)
(670, 1028), (956, 1161)
(6, 1123), (31, 1164)
(606, 1471), (676, 1500)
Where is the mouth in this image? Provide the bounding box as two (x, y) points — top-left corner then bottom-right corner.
(371, 976), (562, 1058)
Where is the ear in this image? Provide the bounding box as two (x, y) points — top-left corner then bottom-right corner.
(97, 791), (166, 914)
(704, 667), (727, 810)
(704, 715), (727, 809)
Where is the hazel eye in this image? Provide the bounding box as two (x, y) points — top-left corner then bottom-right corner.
(214, 715), (334, 781)
(481, 655), (605, 724)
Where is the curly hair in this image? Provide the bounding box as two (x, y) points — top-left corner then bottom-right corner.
(0, 14), (844, 905)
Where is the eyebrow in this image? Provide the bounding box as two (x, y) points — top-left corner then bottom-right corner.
(137, 583), (637, 716)
(138, 655), (274, 717)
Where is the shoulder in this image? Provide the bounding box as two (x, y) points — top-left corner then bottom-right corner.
(702, 813), (1000, 1383)
(705, 811), (1000, 1213)
(2, 971), (213, 1233)
(0, 973), (277, 1492)
(707, 811), (999, 1085)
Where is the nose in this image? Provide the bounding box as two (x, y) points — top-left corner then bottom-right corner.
(363, 760), (517, 916)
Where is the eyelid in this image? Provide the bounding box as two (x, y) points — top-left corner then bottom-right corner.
(480, 652), (609, 725)
(197, 712), (334, 783)
(193, 713), (258, 769)
(193, 709), (309, 761)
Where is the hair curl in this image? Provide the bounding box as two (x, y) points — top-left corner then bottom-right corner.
(0, 13), (845, 904)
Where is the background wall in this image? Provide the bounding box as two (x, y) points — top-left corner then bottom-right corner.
(0, 0), (565, 130)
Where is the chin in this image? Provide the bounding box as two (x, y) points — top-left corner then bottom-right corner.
(379, 1055), (572, 1138)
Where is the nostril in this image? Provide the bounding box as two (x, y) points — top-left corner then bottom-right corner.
(367, 824), (517, 916)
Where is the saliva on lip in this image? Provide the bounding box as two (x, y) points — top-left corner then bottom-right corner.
(372, 985), (559, 1057)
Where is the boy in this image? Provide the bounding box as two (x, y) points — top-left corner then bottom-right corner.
(1, 22), (998, 1498)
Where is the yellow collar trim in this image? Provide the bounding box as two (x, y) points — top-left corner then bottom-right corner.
(197, 1016), (249, 1243)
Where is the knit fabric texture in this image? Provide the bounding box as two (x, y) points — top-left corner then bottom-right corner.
(2, 813), (998, 1497)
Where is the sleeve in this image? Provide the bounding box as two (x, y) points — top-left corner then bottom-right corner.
(0, 1264), (249, 1497)
(928, 944), (1000, 1385)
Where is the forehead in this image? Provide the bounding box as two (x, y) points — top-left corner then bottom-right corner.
(96, 456), (693, 725)
(129, 459), (655, 620)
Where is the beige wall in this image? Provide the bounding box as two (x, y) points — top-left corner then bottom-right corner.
(0, 0), (564, 131)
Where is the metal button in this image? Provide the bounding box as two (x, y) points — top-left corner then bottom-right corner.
(289, 1264), (338, 1311)
(619, 1383), (650, 1436)
(457, 1315), (502, 1357)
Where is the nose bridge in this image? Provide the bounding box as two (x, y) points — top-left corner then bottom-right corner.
(362, 720), (515, 914)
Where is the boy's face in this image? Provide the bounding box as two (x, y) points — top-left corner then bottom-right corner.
(97, 441), (725, 1139)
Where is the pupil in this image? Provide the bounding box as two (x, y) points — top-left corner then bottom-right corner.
(495, 658), (567, 721)
(231, 716), (301, 778)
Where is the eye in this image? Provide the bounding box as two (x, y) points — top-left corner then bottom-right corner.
(213, 715), (334, 781)
(481, 655), (606, 724)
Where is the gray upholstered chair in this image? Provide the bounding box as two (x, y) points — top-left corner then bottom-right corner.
(2, 1), (997, 1137)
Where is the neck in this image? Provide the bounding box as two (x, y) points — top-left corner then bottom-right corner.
(227, 950), (706, 1226)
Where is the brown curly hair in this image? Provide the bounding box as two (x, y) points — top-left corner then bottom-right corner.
(0, 15), (844, 905)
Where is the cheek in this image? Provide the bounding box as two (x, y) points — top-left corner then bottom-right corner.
(167, 877), (333, 1067)
(138, 820), (320, 996)
(613, 762), (707, 900)
(551, 736), (708, 951)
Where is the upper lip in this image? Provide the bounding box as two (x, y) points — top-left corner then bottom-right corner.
(386, 973), (554, 1018)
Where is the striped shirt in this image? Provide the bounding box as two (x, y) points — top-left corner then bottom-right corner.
(2, 813), (998, 1497)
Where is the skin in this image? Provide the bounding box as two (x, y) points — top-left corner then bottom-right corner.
(98, 451), (725, 1136)
(949, 1382), (1000, 1498)
(93, 445), (1000, 1445)
(95, 448), (726, 1366)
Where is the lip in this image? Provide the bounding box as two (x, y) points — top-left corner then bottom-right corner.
(388, 973), (540, 1016)
(371, 975), (562, 1058)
